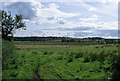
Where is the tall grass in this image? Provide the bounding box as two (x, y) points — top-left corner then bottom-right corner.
(2, 44), (119, 79)
(2, 39), (16, 78)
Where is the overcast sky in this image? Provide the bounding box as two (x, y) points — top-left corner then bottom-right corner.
(1, 0), (119, 38)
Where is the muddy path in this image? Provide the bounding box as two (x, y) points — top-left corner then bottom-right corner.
(34, 64), (63, 81)
(34, 64), (42, 81)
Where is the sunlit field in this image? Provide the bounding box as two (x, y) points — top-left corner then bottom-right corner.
(2, 42), (118, 80)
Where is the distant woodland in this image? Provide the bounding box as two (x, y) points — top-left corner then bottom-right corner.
(13, 37), (119, 44)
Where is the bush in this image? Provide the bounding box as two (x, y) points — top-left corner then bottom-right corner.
(111, 54), (120, 80)
(89, 52), (98, 61)
(57, 55), (63, 60)
(66, 52), (74, 63)
(32, 51), (38, 54)
(2, 39), (15, 70)
(2, 40), (15, 57)
(67, 56), (73, 63)
(43, 51), (48, 55)
(74, 52), (83, 58)
(83, 54), (91, 62)
(98, 51), (106, 62)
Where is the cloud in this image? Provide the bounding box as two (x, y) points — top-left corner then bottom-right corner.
(79, 17), (98, 22)
(86, 2), (117, 20)
(2, 1), (118, 38)
(2, 0), (35, 2)
(3, 2), (80, 25)
(49, 3), (60, 9)
(26, 3), (81, 25)
(55, 17), (117, 31)
(2, 1), (43, 19)
(2, 0), (119, 2)
(92, 14), (98, 18)
(36, 3), (80, 19)
(14, 28), (118, 39)
(89, 7), (97, 11)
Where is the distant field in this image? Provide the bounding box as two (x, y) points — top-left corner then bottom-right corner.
(14, 41), (106, 46)
(2, 42), (118, 80)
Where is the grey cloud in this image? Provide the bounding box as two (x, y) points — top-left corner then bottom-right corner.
(98, 30), (118, 36)
(47, 17), (55, 20)
(40, 27), (92, 31)
(62, 27), (92, 31)
(74, 29), (118, 37)
(46, 17), (66, 25)
(57, 21), (65, 24)
(3, 2), (37, 19)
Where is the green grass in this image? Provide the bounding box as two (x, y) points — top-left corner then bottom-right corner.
(2, 44), (118, 80)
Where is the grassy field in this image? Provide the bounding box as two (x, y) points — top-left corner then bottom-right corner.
(2, 43), (118, 80)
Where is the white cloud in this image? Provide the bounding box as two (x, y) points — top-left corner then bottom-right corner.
(3, 1), (80, 26)
(90, 3), (117, 19)
(92, 14), (98, 18)
(79, 17), (98, 22)
(100, 0), (119, 4)
(2, 0), (36, 2)
(2, 0), (119, 2)
(36, 4), (80, 19)
(3, 2), (80, 24)
(49, 3), (60, 9)
(21, 3), (81, 25)
(56, 17), (117, 31)
(39, 8), (80, 18)
(99, 21), (118, 30)
(2, 1), (118, 38)
(89, 7), (97, 11)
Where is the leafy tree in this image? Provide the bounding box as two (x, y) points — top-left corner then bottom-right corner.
(0, 10), (26, 40)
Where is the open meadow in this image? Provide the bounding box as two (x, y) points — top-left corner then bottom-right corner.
(2, 41), (119, 80)
(1, 2), (120, 80)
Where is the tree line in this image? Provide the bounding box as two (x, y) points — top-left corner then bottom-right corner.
(13, 36), (119, 44)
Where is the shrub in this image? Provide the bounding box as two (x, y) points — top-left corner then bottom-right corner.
(74, 52), (83, 58)
(43, 51), (48, 55)
(67, 56), (73, 63)
(111, 54), (120, 80)
(83, 54), (91, 62)
(89, 52), (98, 61)
(57, 55), (63, 60)
(66, 53), (74, 63)
(32, 51), (38, 54)
(2, 39), (15, 70)
(98, 51), (106, 62)
(49, 52), (53, 54)
(2, 40), (15, 57)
